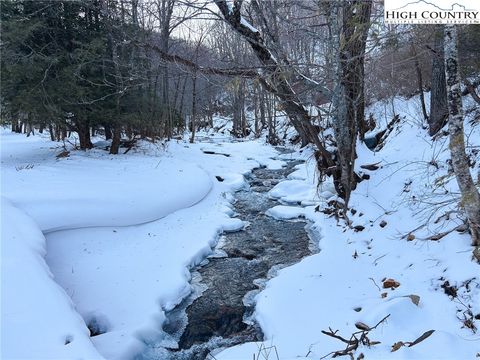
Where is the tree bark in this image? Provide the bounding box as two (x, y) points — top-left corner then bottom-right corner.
(429, 25), (449, 136)
(110, 126), (121, 154)
(48, 124), (55, 141)
(189, 72), (197, 144)
(104, 123), (112, 140)
(444, 25), (480, 247)
(329, 0), (372, 205)
(411, 44), (428, 122)
(76, 120), (93, 150)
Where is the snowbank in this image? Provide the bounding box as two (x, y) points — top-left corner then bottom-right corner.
(1, 198), (103, 359)
(1, 131), (213, 232)
(1, 129), (284, 359)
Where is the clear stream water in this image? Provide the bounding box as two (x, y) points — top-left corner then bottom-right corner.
(139, 153), (317, 360)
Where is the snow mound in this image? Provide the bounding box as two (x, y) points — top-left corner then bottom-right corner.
(1, 198), (103, 359)
(1, 141), (212, 231)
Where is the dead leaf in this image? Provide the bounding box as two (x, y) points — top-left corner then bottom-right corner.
(383, 278), (400, 289)
(408, 330), (435, 347)
(355, 322), (371, 331)
(404, 294), (420, 306)
(391, 341), (405, 352)
(407, 233), (415, 241)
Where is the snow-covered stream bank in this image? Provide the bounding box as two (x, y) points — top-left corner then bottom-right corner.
(140, 156), (318, 359)
(1, 130), (287, 359)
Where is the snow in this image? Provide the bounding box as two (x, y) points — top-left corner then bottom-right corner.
(2, 91), (479, 360)
(216, 94), (480, 359)
(1, 198), (103, 360)
(0, 128), (283, 359)
(240, 17), (259, 34)
(1, 132), (212, 232)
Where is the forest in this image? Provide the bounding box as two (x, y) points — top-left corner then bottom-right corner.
(1, 1), (480, 360)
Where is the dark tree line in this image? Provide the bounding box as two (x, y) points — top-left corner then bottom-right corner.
(1, 0), (222, 152)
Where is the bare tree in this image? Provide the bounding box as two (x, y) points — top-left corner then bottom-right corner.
(213, 0), (333, 165)
(444, 24), (480, 250)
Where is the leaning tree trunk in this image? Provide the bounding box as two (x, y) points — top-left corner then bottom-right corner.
(444, 25), (480, 248)
(214, 0), (333, 167)
(429, 25), (449, 136)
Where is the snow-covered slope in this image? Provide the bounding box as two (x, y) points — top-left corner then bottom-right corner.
(216, 94), (480, 359)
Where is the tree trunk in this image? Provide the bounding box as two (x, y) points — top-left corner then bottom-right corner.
(444, 25), (480, 248)
(190, 72), (197, 144)
(429, 25), (449, 136)
(232, 77), (246, 137)
(104, 124), (112, 140)
(411, 44), (428, 122)
(110, 126), (121, 154)
(76, 120), (93, 150)
(259, 87), (266, 133)
(48, 124), (55, 141)
(329, 0), (372, 205)
(214, 0), (332, 165)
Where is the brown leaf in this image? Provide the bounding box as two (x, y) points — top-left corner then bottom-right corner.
(391, 341), (405, 352)
(408, 330), (435, 347)
(407, 233), (415, 241)
(404, 294), (420, 306)
(360, 163), (381, 171)
(383, 278), (400, 289)
(355, 322), (371, 331)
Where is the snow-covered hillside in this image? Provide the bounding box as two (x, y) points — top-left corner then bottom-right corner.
(216, 94), (480, 359)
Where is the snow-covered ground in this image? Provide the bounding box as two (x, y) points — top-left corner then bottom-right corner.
(216, 95), (480, 359)
(1, 92), (479, 360)
(1, 129), (283, 359)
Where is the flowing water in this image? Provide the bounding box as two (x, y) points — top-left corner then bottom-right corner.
(139, 153), (317, 360)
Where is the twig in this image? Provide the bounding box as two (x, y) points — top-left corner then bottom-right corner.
(369, 277), (381, 291)
(320, 315), (390, 358)
(321, 329), (356, 345)
(372, 254), (388, 266)
(417, 225), (463, 241)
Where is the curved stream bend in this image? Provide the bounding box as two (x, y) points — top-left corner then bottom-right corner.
(140, 154), (317, 360)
